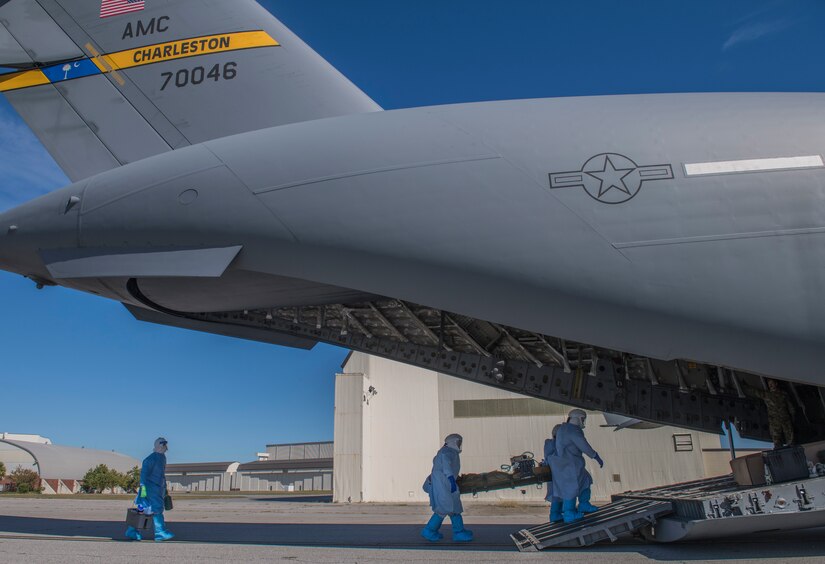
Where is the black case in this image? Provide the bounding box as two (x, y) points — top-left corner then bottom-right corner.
(125, 508), (152, 530)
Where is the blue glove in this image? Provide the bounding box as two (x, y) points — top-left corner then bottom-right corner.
(594, 454), (604, 468)
(448, 476), (458, 493)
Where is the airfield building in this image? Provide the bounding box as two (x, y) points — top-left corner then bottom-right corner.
(166, 442), (334, 493)
(333, 352), (754, 504)
(0, 438), (138, 494)
(166, 462), (240, 492)
(235, 442), (334, 492)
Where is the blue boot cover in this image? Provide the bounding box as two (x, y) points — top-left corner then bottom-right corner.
(420, 513), (444, 542)
(153, 514), (175, 542)
(577, 487), (599, 513)
(124, 526), (142, 541)
(562, 498), (583, 523)
(450, 514), (474, 542)
(549, 498), (563, 523)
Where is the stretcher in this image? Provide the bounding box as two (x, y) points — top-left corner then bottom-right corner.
(457, 453), (552, 495)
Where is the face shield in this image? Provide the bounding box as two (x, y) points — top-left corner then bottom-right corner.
(445, 433), (463, 453)
(154, 438), (169, 453)
(568, 409), (587, 428)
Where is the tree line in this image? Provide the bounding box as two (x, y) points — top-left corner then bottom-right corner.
(0, 462), (140, 494)
(80, 464), (141, 494)
(0, 462), (42, 493)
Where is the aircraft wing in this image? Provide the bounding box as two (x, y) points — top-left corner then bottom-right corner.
(0, 0), (380, 181)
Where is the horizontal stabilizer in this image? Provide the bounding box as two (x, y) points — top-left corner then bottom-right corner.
(0, 0), (380, 181)
(40, 245), (242, 279)
(125, 304), (318, 350)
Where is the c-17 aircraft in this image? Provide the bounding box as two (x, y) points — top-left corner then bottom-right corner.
(1, 0), (824, 451)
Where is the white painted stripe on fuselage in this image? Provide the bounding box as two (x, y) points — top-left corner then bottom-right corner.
(683, 155), (824, 176)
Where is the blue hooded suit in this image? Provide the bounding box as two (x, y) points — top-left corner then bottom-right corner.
(423, 444), (463, 516)
(140, 451), (167, 514)
(543, 437), (557, 502)
(549, 422), (598, 500)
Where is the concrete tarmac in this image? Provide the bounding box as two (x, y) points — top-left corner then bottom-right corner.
(1, 495), (824, 563)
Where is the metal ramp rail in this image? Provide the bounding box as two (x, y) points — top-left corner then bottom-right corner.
(511, 499), (674, 551)
(614, 474), (739, 501)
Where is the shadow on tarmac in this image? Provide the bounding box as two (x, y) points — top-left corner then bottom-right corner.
(1, 515), (825, 559)
(0, 515), (531, 551)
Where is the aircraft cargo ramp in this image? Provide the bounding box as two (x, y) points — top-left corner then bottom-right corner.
(511, 498), (673, 550)
(512, 474), (825, 550)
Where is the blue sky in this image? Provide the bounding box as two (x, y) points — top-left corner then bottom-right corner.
(2, 0), (818, 461)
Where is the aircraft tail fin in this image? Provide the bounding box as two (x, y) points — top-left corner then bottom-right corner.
(0, 0), (380, 182)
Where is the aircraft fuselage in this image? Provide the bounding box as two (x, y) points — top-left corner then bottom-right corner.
(1, 92), (824, 389)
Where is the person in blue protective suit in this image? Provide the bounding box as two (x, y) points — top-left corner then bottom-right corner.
(549, 410), (604, 523)
(543, 424), (563, 523)
(420, 433), (473, 542)
(125, 437), (174, 542)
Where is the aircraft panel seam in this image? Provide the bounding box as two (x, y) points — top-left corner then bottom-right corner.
(206, 145), (300, 244)
(431, 112), (635, 264)
(486, 151), (635, 264)
(80, 162), (225, 215)
(251, 155), (502, 195)
(614, 226), (825, 249)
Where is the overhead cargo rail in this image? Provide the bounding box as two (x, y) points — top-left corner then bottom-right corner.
(126, 292), (789, 442)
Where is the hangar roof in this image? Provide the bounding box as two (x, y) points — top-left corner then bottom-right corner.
(238, 458), (333, 472)
(167, 462), (240, 473)
(0, 439), (138, 480)
(265, 441), (333, 448)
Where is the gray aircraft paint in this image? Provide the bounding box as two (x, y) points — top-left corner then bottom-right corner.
(0, 2), (822, 414)
(1, 93), (823, 388)
(0, 0), (380, 180)
(41, 245), (243, 279)
(0, 0), (82, 62)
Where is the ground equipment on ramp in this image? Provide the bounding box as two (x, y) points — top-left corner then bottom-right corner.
(762, 445), (810, 483)
(507, 452), (538, 477)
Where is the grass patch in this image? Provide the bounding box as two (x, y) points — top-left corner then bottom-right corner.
(493, 500), (527, 509)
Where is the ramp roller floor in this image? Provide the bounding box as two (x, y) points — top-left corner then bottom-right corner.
(511, 499), (674, 551)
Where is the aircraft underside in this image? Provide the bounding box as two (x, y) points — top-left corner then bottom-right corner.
(124, 276), (825, 444)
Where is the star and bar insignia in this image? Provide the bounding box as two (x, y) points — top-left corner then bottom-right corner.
(549, 153), (674, 204)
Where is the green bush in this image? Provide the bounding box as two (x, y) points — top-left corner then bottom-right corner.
(0, 461), (6, 478)
(9, 467), (41, 493)
(122, 466), (140, 494)
(81, 464), (127, 494)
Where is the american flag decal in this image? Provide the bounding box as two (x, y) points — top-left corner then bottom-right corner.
(100, 0), (145, 19)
